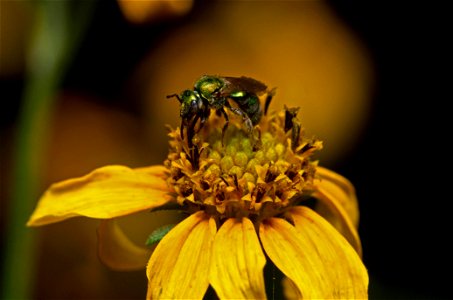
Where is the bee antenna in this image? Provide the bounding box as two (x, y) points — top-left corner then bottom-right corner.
(167, 94), (182, 103)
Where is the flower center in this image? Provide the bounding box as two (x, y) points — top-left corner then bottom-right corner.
(164, 108), (322, 222)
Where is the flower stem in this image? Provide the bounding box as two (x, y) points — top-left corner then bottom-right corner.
(1, 1), (95, 298)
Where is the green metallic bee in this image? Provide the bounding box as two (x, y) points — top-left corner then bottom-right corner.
(167, 75), (275, 143)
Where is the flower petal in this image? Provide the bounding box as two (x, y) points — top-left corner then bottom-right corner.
(290, 206), (368, 299)
(316, 166), (359, 227)
(134, 165), (169, 179)
(282, 277), (302, 300)
(210, 217), (267, 300)
(313, 168), (362, 256)
(27, 165), (172, 226)
(260, 217), (328, 299)
(146, 211), (216, 299)
(97, 219), (151, 271)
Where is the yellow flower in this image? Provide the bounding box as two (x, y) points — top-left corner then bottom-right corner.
(118, 0), (193, 24)
(28, 107), (368, 299)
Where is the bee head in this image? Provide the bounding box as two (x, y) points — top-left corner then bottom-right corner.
(180, 90), (202, 119)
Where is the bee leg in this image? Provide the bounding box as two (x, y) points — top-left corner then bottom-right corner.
(196, 105), (211, 134)
(180, 120), (185, 140)
(166, 93), (182, 103)
(186, 115), (201, 168)
(218, 108), (229, 146)
(264, 87), (277, 115)
(227, 105), (253, 135)
(197, 117), (206, 134)
(187, 115), (200, 145)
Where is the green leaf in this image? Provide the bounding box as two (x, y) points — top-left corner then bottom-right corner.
(146, 224), (176, 247)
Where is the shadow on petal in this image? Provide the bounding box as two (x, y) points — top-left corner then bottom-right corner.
(97, 219), (151, 271)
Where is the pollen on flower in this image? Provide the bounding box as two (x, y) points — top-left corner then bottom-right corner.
(164, 108), (323, 221)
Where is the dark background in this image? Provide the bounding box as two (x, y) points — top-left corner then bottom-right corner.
(1, 1), (449, 299)
(330, 2), (450, 298)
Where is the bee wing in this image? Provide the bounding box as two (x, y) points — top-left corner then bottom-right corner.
(222, 76), (268, 95)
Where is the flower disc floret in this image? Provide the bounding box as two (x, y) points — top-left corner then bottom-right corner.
(164, 109), (323, 221)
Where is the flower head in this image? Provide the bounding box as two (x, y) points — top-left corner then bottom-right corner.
(28, 105), (368, 299)
(168, 107), (320, 214)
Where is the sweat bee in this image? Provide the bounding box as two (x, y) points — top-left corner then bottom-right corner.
(167, 75), (275, 143)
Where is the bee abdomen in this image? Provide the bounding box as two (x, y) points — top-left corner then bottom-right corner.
(233, 94), (262, 125)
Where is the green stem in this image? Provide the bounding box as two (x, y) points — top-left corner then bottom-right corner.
(2, 1), (95, 298)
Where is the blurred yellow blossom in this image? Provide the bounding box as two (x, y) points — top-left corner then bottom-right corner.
(118, 0), (193, 24)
